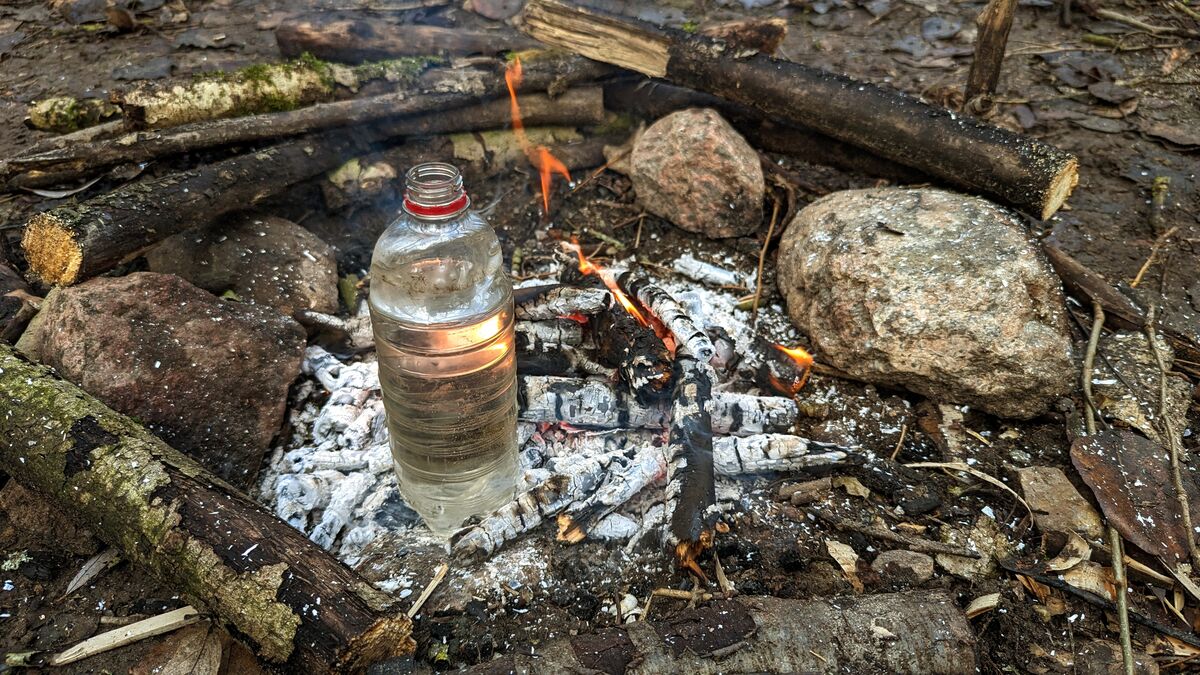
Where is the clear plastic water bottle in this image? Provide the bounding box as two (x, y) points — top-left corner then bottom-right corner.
(369, 162), (519, 535)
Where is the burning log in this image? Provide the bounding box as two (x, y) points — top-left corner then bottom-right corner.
(594, 296), (673, 401)
(276, 17), (539, 63)
(520, 0), (1079, 219)
(22, 131), (367, 286)
(468, 591), (976, 673)
(0, 345), (413, 672)
(518, 375), (798, 435)
(514, 285), (611, 320)
(619, 272), (715, 363)
(515, 318), (585, 352)
(751, 336), (813, 397)
(662, 350), (718, 576)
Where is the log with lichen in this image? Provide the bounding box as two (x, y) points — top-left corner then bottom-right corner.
(26, 96), (120, 133)
(0, 344), (413, 673)
(113, 55), (442, 129)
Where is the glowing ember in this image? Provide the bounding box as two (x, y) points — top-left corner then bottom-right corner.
(560, 240), (649, 326)
(505, 57), (572, 213)
(774, 344), (814, 391)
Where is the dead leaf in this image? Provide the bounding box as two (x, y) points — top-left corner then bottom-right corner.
(935, 516), (1010, 580)
(21, 175), (103, 199)
(1072, 430), (1200, 566)
(1016, 466), (1104, 540)
(1092, 331), (1191, 446)
(130, 623), (223, 675)
(907, 461), (1031, 514)
(1161, 47), (1195, 75)
(1140, 119), (1200, 147)
(965, 592), (1000, 618)
(1044, 531), (1091, 572)
(825, 538), (864, 593)
(1062, 561), (1117, 601)
(833, 476), (871, 499)
(63, 548), (120, 597)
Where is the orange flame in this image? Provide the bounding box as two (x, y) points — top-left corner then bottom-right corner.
(774, 344), (814, 392)
(561, 240), (648, 326)
(505, 57), (572, 213)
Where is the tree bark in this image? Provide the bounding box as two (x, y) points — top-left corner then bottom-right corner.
(468, 591), (975, 673)
(6, 87), (605, 190)
(21, 131), (366, 286)
(520, 0), (1078, 219)
(0, 253), (36, 343)
(277, 17), (539, 63)
(0, 344), (413, 673)
(3, 54), (610, 189)
(964, 0), (1019, 109)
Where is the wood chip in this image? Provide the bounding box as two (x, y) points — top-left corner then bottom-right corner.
(49, 606), (202, 666)
(965, 592), (1000, 618)
(825, 538), (864, 593)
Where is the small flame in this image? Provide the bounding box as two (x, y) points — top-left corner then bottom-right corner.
(561, 240), (648, 326)
(505, 57), (572, 213)
(774, 344), (814, 392)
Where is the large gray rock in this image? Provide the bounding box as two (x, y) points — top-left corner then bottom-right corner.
(20, 272), (305, 486)
(777, 188), (1074, 419)
(631, 108), (763, 238)
(146, 214), (338, 316)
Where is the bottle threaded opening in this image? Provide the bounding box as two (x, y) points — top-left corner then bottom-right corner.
(403, 162), (470, 220)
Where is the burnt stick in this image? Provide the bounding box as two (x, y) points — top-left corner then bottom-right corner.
(619, 272), (715, 363)
(517, 347), (616, 378)
(517, 375), (798, 435)
(662, 350), (718, 576)
(593, 295), (674, 402)
(515, 319), (585, 352)
(514, 286), (611, 320)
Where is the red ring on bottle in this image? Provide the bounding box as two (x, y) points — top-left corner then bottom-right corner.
(403, 193), (469, 218)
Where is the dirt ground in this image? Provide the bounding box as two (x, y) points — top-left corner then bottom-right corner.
(1, 0), (1198, 672)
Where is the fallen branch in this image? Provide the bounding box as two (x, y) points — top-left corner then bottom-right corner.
(22, 131), (366, 286)
(964, 0), (1019, 110)
(521, 0), (1078, 218)
(276, 16), (538, 63)
(4, 54), (609, 188)
(813, 512), (983, 559)
(0, 345), (413, 673)
(0, 254), (36, 343)
(468, 592), (976, 673)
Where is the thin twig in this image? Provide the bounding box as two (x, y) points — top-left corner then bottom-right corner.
(1131, 227), (1178, 288)
(407, 562), (449, 618)
(889, 424), (908, 461)
(1144, 307), (1200, 569)
(1095, 8), (1200, 39)
(750, 197), (781, 329)
(1081, 302), (1105, 436)
(813, 511), (982, 559)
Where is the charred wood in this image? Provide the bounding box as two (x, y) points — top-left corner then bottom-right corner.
(22, 131), (367, 286)
(619, 272), (715, 363)
(662, 350), (718, 575)
(515, 318), (584, 352)
(594, 299), (673, 402)
(276, 16), (539, 63)
(514, 285), (612, 320)
(467, 591), (975, 673)
(517, 375), (798, 435)
(517, 346), (616, 378)
(522, 0), (1079, 219)
(751, 336), (812, 398)
(0, 345), (413, 673)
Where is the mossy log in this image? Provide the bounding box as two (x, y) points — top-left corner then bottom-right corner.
(520, 0), (1078, 219)
(26, 96), (120, 133)
(21, 131), (366, 286)
(4, 53), (610, 190)
(276, 16), (539, 63)
(0, 344), (413, 673)
(469, 591), (975, 673)
(114, 56), (442, 129)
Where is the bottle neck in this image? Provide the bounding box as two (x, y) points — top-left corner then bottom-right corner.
(402, 192), (470, 221)
(402, 162), (470, 222)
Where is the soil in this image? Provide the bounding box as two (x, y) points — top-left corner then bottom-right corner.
(1, 0), (1198, 672)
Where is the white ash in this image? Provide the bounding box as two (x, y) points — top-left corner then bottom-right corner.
(515, 319), (585, 351)
(672, 252), (745, 287)
(259, 269), (845, 593)
(514, 286), (611, 320)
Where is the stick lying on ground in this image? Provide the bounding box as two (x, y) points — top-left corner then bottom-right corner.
(0, 345), (413, 673)
(520, 0), (1078, 219)
(276, 16), (539, 62)
(3, 53), (608, 188)
(662, 350), (718, 577)
(21, 131), (366, 286)
(466, 591), (976, 673)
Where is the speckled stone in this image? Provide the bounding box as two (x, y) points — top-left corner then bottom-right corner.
(777, 187), (1075, 419)
(22, 272), (305, 486)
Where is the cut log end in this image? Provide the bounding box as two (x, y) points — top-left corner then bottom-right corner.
(337, 616), (416, 674)
(23, 213), (82, 286)
(1042, 157), (1078, 220)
